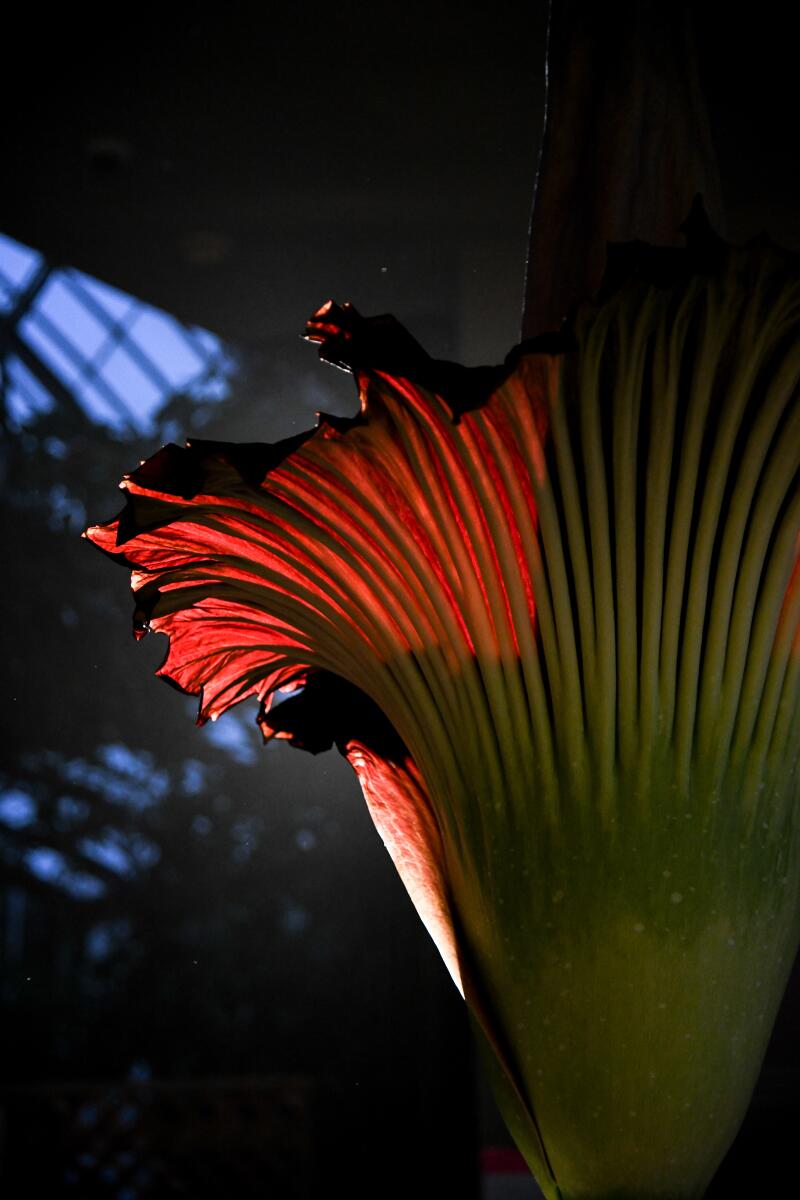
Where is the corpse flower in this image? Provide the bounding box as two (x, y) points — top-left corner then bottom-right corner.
(86, 213), (800, 1199)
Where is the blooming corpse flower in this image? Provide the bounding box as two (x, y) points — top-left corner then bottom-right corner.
(86, 214), (800, 1198)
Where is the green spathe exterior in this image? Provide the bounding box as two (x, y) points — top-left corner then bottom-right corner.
(86, 225), (800, 1197)
(453, 736), (799, 1198)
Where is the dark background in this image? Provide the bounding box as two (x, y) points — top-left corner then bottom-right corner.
(1, 3), (798, 1196)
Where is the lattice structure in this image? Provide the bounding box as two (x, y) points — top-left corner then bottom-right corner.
(0, 232), (233, 436)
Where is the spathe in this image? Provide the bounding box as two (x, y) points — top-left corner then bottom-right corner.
(86, 223), (800, 1198)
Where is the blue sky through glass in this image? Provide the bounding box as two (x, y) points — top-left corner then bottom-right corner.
(4, 354), (56, 426)
(0, 232), (235, 435)
(0, 236), (42, 313)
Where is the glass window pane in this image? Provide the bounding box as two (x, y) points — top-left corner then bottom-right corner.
(1, 279), (16, 313)
(78, 380), (135, 432)
(68, 270), (133, 323)
(128, 308), (207, 388)
(5, 353), (57, 417)
(18, 313), (83, 387)
(0, 232), (43, 290)
(189, 326), (220, 358)
(98, 344), (165, 426)
(37, 277), (109, 359)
